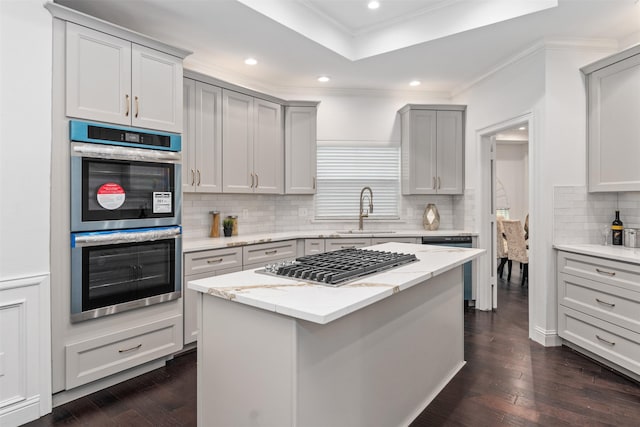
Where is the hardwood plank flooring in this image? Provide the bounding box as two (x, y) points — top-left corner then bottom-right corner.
(26, 270), (640, 426)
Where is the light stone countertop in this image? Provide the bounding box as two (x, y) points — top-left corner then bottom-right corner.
(188, 242), (484, 324)
(183, 229), (477, 253)
(554, 243), (640, 264)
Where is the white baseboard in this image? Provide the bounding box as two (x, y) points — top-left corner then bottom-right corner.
(0, 396), (42, 427)
(532, 325), (562, 347)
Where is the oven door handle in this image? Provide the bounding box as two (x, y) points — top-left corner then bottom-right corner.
(71, 142), (181, 163)
(72, 226), (182, 247)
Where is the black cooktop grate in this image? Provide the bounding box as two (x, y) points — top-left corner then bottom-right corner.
(263, 248), (418, 286)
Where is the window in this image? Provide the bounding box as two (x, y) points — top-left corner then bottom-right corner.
(316, 143), (400, 219)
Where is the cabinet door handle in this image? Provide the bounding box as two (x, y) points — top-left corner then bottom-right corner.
(432, 177), (436, 190)
(312, 177), (316, 190)
(437, 176), (441, 189)
(191, 169), (195, 186)
(250, 173), (255, 188)
(255, 173), (259, 188)
(207, 258), (224, 264)
(119, 343), (142, 353)
(596, 335), (615, 346)
(125, 94), (130, 117)
(341, 245), (356, 249)
(135, 96), (139, 118)
(197, 169), (201, 185)
(595, 268), (616, 277)
(595, 298), (615, 308)
(265, 250), (277, 255)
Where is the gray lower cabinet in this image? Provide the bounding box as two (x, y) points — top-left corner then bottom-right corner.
(65, 315), (183, 389)
(557, 250), (640, 381)
(324, 238), (372, 252)
(242, 240), (297, 270)
(304, 238), (325, 255)
(183, 247), (243, 344)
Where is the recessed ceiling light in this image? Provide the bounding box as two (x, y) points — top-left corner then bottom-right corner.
(519, 126), (526, 130)
(368, 1), (380, 10)
(409, 80), (421, 87)
(244, 57), (258, 66)
(317, 76), (330, 83)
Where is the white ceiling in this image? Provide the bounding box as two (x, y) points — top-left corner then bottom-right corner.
(55, 0), (640, 95)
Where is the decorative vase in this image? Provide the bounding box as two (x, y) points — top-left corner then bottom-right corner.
(423, 203), (440, 231)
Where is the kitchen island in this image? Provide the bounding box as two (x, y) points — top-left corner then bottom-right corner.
(188, 242), (484, 427)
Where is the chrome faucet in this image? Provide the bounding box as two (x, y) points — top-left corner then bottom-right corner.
(358, 186), (374, 230)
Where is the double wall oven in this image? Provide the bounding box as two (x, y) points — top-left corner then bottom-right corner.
(69, 120), (182, 322)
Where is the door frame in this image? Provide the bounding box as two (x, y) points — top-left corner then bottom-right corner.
(476, 113), (533, 321)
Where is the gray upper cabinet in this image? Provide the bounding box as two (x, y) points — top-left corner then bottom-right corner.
(183, 78), (223, 193)
(285, 104), (319, 194)
(66, 22), (183, 133)
(399, 105), (465, 195)
(583, 46), (640, 192)
(222, 90), (283, 194)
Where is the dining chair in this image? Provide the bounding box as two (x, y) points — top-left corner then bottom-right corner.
(501, 219), (528, 286)
(496, 218), (511, 279)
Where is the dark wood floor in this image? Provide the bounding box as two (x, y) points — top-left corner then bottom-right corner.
(27, 269), (640, 426)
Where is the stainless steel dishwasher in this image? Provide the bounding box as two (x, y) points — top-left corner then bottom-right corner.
(422, 236), (473, 304)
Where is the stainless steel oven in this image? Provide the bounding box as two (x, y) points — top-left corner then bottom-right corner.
(70, 120), (181, 232)
(70, 226), (182, 322)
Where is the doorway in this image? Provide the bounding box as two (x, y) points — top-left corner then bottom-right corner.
(477, 114), (532, 321)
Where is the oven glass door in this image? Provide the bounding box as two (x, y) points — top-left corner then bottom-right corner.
(71, 227), (182, 322)
(83, 158), (175, 222)
(83, 239), (175, 311)
(71, 142), (182, 231)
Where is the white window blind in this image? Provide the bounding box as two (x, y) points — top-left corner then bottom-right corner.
(316, 144), (400, 219)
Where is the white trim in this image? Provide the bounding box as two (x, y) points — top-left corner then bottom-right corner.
(532, 326), (562, 347)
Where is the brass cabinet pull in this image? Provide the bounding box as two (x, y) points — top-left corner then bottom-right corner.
(255, 173), (259, 188)
(265, 250), (277, 255)
(595, 298), (615, 308)
(596, 335), (615, 346)
(437, 176), (441, 189)
(341, 245), (356, 249)
(595, 268), (616, 277)
(197, 169), (201, 185)
(432, 177), (436, 190)
(135, 96), (139, 118)
(207, 258), (224, 264)
(125, 94), (130, 117)
(119, 343), (142, 353)
(250, 173), (255, 188)
(191, 169), (195, 186)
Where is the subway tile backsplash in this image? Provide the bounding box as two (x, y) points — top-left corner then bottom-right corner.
(553, 186), (640, 245)
(183, 192), (472, 239)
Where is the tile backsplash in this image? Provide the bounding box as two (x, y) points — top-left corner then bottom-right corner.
(553, 186), (640, 245)
(183, 192), (473, 239)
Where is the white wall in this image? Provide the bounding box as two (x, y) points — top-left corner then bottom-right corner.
(0, 0), (51, 280)
(0, 1), (53, 423)
(453, 42), (617, 345)
(496, 142), (529, 222)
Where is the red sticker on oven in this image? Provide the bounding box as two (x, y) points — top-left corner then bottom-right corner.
(96, 183), (126, 210)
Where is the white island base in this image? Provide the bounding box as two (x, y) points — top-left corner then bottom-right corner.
(196, 266), (465, 427)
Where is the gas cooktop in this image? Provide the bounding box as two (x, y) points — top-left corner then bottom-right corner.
(260, 248), (418, 287)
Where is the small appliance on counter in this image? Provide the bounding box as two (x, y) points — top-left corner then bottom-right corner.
(624, 228), (640, 248)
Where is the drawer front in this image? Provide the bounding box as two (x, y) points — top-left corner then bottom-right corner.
(558, 306), (640, 376)
(185, 247), (242, 276)
(304, 239), (325, 255)
(243, 240), (297, 265)
(559, 273), (640, 332)
(65, 314), (183, 389)
(324, 238), (372, 252)
(558, 251), (640, 293)
(371, 237), (419, 245)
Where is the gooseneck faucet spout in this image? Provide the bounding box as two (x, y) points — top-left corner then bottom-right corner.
(358, 186), (374, 231)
